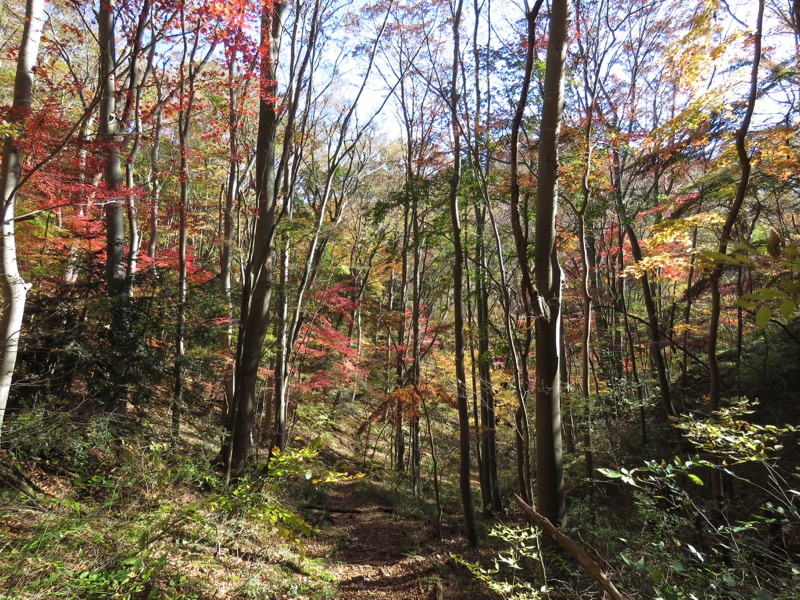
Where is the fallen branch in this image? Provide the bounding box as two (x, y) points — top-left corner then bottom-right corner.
(303, 503), (395, 514)
(303, 504), (364, 514)
(514, 494), (627, 600)
(170, 536), (305, 572)
(0, 463), (43, 501)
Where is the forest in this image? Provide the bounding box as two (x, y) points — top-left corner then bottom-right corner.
(1, 0), (799, 598)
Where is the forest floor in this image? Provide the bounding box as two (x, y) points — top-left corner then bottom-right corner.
(4, 323), (800, 598)
(0, 399), (506, 599)
(6, 396), (799, 599)
(302, 478), (496, 599)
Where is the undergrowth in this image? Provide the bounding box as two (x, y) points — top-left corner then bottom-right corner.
(0, 408), (338, 600)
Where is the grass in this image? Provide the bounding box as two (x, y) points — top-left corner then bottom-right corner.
(0, 405), (339, 600)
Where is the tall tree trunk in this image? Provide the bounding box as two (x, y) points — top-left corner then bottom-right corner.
(681, 227), (698, 385)
(223, 1), (288, 478)
(508, 0), (544, 506)
(465, 261), (486, 511)
(410, 188), (422, 494)
(534, 0), (569, 526)
(0, 0), (45, 440)
(625, 226), (675, 418)
(220, 58), (239, 311)
(272, 230), (291, 452)
(173, 10), (193, 444)
(99, 0), (126, 289)
(147, 93), (162, 262)
(172, 11), (217, 442)
(395, 210), (408, 471)
(467, 0), (501, 514)
(98, 0), (129, 411)
(708, 0), (763, 410)
(120, 0), (151, 295)
(448, 0), (477, 546)
(475, 205), (501, 513)
(577, 211), (593, 484)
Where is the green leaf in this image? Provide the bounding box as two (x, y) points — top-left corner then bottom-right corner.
(743, 289), (788, 301)
(779, 300), (796, 319)
(754, 591), (775, 600)
(596, 468), (623, 479)
(686, 473), (703, 486)
(755, 306), (771, 329)
(699, 250), (743, 265)
(737, 297), (754, 310)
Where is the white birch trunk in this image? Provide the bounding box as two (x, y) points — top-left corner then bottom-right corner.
(0, 0), (45, 439)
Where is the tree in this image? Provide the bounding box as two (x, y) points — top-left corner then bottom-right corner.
(707, 0), (765, 411)
(446, 0), (478, 547)
(271, 0), (391, 453)
(534, 0), (569, 526)
(462, 0), (502, 516)
(172, 0), (219, 442)
(507, 0), (544, 507)
(376, 0), (448, 481)
(0, 0), (45, 440)
(98, 0), (126, 292)
(223, 0), (289, 478)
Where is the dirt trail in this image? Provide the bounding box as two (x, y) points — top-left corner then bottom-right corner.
(304, 480), (496, 599)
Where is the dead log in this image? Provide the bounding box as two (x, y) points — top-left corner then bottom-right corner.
(514, 494), (627, 600)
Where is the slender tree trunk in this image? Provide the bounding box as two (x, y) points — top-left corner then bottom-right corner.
(577, 212), (593, 484)
(465, 261), (487, 512)
(708, 0), (763, 410)
(147, 96), (162, 262)
(681, 227), (697, 385)
(173, 158), (187, 443)
(625, 226), (675, 418)
(467, 0), (501, 513)
(221, 58), (239, 309)
(560, 310), (576, 454)
(98, 0), (130, 411)
(272, 230), (291, 452)
(419, 387), (442, 538)
(475, 205), (501, 513)
(410, 189), (422, 494)
(173, 11), (190, 444)
(121, 0), (151, 295)
(223, 1), (288, 478)
(0, 0), (45, 440)
(173, 14), (216, 443)
(534, 0), (569, 526)
(126, 198), (140, 294)
(394, 192), (411, 472)
(99, 0), (126, 289)
(449, 0), (477, 546)
(508, 0), (543, 507)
